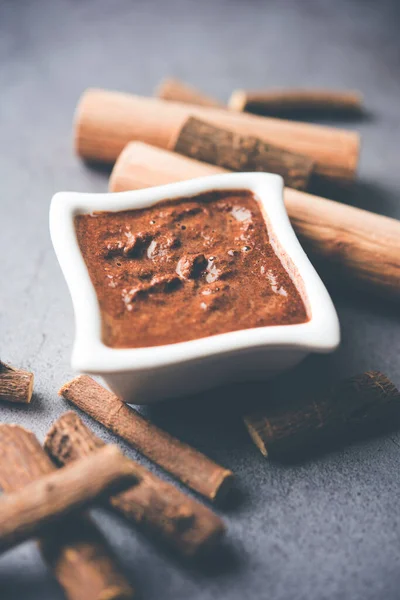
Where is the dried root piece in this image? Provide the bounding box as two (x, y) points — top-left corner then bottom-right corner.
(0, 360), (34, 404)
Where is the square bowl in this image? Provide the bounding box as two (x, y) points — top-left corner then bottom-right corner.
(50, 172), (340, 404)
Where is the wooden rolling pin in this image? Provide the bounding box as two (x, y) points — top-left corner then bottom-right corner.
(109, 142), (400, 300)
(75, 88), (359, 182)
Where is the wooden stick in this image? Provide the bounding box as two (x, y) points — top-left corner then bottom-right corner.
(0, 444), (138, 556)
(0, 360), (34, 403)
(170, 116), (314, 190)
(244, 372), (400, 459)
(109, 142), (400, 301)
(0, 424), (134, 600)
(156, 77), (223, 108)
(156, 80), (363, 116)
(229, 88), (363, 115)
(59, 376), (234, 503)
(109, 141), (224, 192)
(75, 88), (359, 182)
(45, 412), (225, 558)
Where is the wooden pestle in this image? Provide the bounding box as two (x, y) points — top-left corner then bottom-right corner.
(109, 142), (400, 301)
(75, 88), (359, 182)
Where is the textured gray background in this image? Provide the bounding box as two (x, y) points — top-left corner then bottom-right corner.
(1, 0), (400, 598)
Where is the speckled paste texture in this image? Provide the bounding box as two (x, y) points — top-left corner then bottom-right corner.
(75, 190), (308, 348)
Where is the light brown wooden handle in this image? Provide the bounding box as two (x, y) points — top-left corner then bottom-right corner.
(75, 88), (359, 182)
(229, 89), (363, 115)
(109, 142), (400, 301)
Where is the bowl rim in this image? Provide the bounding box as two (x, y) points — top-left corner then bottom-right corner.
(49, 172), (340, 373)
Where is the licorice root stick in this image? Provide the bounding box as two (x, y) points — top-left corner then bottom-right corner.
(75, 88), (359, 182)
(156, 77), (223, 108)
(244, 372), (400, 458)
(45, 412), (225, 558)
(0, 425), (134, 600)
(228, 88), (363, 115)
(170, 117), (314, 190)
(59, 376), (234, 503)
(0, 360), (34, 403)
(155, 79), (363, 116)
(0, 443), (138, 556)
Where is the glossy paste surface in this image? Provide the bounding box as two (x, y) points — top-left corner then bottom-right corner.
(75, 190), (308, 348)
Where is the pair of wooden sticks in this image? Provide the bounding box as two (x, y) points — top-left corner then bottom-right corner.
(57, 372), (400, 466)
(157, 77), (364, 116)
(75, 87), (358, 182)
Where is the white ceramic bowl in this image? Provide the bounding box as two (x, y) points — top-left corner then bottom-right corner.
(50, 172), (340, 404)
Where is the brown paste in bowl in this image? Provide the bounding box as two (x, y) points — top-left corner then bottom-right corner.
(74, 190), (308, 348)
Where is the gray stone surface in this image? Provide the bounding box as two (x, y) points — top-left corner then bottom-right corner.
(1, 0), (400, 598)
